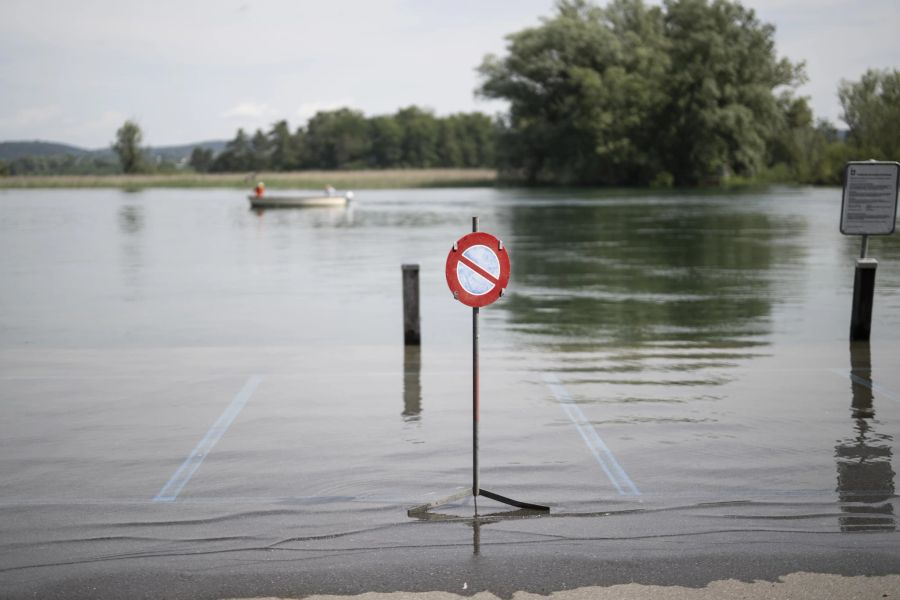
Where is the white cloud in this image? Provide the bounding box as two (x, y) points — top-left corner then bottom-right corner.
(59, 110), (129, 147)
(0, 0), (412, 69)
(295, 99), (358, 121)
(0, 104), (61, 131)
(221, 102), (278, 120)
(0, 106), (130, 148)
(760, 1), (900, 124)
(0, 0), (896, 145)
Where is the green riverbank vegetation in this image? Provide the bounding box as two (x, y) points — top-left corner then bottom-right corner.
(0, 169), (498, 190)
(1, 0), (897, 189)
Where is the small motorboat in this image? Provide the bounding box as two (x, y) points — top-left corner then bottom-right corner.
(248, 191), (353, 209)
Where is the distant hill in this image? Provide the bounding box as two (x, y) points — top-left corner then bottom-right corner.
(0, 141), (89, 160)
(147, 140), (228, 162)
(0, 139), (228, 163)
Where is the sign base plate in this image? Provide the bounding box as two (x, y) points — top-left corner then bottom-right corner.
(408, 487), (549, 516)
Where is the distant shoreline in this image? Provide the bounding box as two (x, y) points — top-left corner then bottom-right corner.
(0, 169), (497, 190)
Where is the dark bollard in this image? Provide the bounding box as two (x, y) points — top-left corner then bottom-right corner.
(402, 264), (420, 345)
(850, 258), (878, 341)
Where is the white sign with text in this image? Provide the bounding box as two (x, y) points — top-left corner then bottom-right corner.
(840, 161), (900, 235)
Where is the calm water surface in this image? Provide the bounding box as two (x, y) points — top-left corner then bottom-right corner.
(0, 187), (898, 595)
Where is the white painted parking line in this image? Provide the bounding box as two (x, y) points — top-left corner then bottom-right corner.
(153, 375), (263, 502)
(830, 369), (900, 406)
(543, 373), (641, 496)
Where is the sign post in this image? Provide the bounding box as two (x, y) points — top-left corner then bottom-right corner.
(840, 161), (900, 340)
(408, 217), (549, 516)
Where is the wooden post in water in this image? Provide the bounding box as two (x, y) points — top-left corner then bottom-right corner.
(850, 257), (878, 341)
(402, 264), (421, 345)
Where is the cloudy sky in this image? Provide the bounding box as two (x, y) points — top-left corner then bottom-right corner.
(1, 0), (897, 148)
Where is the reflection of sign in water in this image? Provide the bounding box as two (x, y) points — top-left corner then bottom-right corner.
(840, 161), (900, 235)
(445, 231), (510, 308)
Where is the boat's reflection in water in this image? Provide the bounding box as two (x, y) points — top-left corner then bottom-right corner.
(251, 202), (355, 228)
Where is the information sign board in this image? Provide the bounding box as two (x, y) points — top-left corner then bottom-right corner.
(840, 161), (900, 235)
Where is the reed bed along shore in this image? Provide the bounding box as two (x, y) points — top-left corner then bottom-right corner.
(0, 169), (497, 190)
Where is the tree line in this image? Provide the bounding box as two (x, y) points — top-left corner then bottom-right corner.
(0, 154), (121, 176)
(0, 106), (496, 177)
(190, 106), (496, 173)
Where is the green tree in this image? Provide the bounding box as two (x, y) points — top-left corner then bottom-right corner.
(436, 117), (463, 167)
(478, 0), (803, 185)
(0, 159), (7, 176)
(304, 109), (370, 169)
(189, 147), (214, 172)
(368, 115), (403, 168)
(291, 126), (309, 169)
(479, 0), (670, 183)
(457, 113), (496, 167)
(268, 120), (298, 170)
(112, 120), (145, 174)
(839, 69), (900, 161)
(395, 106), (439, 167)
(211, 128), (252, 172)
(765, 96), (848, 184)
(250, 128), (271, 170)
(659, 0), (803, 184)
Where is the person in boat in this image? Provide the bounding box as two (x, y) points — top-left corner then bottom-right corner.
(254, 181), (265, 197)
(325, 184), (336, 197)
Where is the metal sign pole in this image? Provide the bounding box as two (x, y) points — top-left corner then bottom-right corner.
(472, 216), (480, 498)
(408, 216), (549, 517)
(473, 305), (480, 497)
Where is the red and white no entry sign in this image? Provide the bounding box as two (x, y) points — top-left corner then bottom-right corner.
(445, 231), (510, 308)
